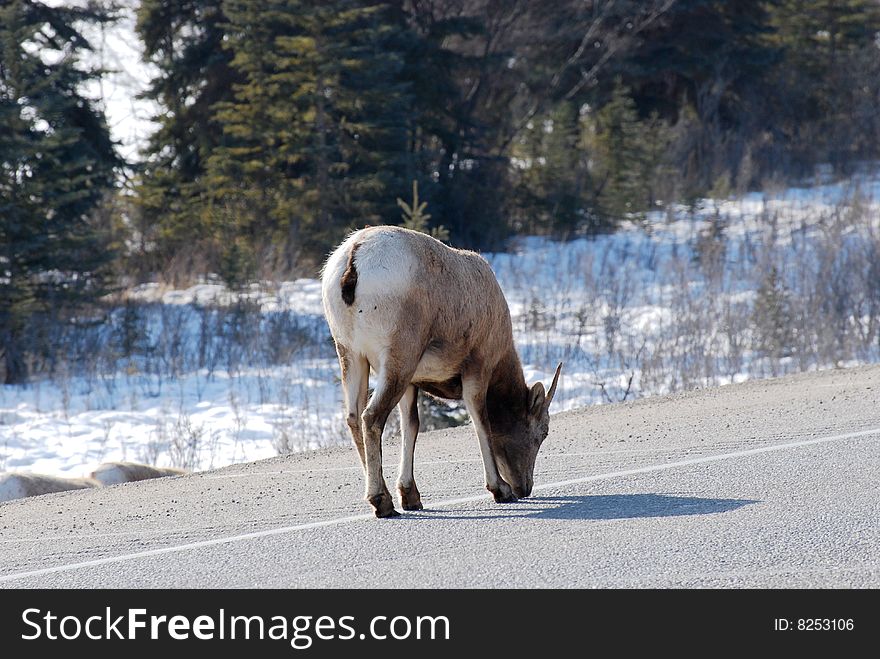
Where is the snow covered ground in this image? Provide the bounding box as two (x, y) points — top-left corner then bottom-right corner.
(3, 170), (880, 478)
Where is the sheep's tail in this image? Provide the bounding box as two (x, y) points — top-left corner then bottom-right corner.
(340, 241), (360, 306)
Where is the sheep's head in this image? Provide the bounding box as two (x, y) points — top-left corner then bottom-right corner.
(491, 363), (562, 498)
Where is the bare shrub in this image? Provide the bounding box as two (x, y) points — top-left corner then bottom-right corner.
(169, 414), (204, 470)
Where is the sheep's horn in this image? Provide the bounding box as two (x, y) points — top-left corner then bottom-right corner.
(545, 362), (563, 409)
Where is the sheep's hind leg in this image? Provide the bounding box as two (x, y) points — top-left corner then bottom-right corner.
(396, 384), (423, 510)
(362, 362), (416, 518)
(337, 345), (369, 472)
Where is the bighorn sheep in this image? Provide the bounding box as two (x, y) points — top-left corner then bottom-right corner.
(322, 226), (561, 518)
(0, 462), (188, 503)
(89, 461), (187, 486)
(0, 473), (100, 502)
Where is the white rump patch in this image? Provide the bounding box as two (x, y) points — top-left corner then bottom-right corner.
(89, 464), (129, 486)
(0, 475), (26, 503)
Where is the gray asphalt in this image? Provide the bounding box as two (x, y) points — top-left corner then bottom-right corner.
(1, 366), (879, 588)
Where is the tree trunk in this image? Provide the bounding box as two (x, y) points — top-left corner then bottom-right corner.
(2, 327), (27, 385)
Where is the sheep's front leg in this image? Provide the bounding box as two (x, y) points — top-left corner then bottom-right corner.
(361, 367), (411, 518)
(461, 377), (517, 503)
(396, 384), (423, 510)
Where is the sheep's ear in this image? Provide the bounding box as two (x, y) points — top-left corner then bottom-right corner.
(529, 382), (546, 416)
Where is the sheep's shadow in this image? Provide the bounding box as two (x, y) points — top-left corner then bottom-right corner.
(526, 494), (757, 520)
(412, 493), (757, 521)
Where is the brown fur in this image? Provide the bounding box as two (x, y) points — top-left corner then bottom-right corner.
(354, 227), (528, 402)
(377, 230), (532, 429)
(420, 377), (463, 400)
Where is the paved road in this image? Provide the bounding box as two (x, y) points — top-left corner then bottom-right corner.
(1, 366), (879, 588)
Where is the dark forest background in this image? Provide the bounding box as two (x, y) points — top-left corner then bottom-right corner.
(3, 0), (880, 384)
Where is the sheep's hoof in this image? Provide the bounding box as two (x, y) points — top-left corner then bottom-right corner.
(489, 482), (518, 504)
(368, 493), (400, 518)
(493, 491), (518, 504)
(398, 483), (424, 511)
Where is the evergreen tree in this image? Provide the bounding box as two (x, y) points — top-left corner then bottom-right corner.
(590, 80), (649, 222)
(400, 1), (513, 250)
(512, 102), (588, 235)
(753, 265), (794, 361)
(767, 0), (880, 172)
(204, 0), (411, 277)
(620, 0), (780, 189)
(0, 0), (119, 384)
(640, 110), (674, 206)
(135, 0), (236, 272)
(541, 103), (586, 231)
(771, 0), (880, 65)
(398, 180), (448, 241)
(278, 0), (411, 254)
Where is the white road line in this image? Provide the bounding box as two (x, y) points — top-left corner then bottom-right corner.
(1, 426), (877, 584)
(532, 427), (880, 490)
